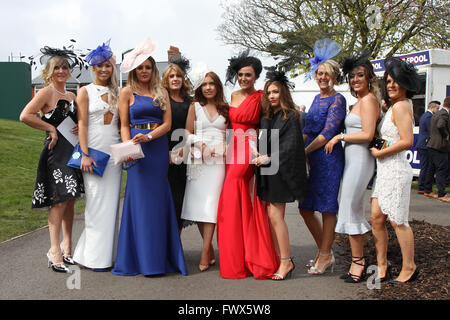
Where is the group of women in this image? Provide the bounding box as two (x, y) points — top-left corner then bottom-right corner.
(20, 37), (421, 285)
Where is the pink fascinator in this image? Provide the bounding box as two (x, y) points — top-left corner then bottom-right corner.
(120, 38), (157, 73)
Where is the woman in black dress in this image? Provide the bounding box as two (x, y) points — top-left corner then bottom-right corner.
(20, 47), (85, 273)
(161, 55), (192, 231)
(254, 70), (308, 280)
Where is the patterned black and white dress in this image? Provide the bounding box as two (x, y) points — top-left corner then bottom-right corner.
(32, 99), (84, 209)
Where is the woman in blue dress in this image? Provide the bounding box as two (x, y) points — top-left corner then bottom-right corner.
(298, 39), (346, 275)
(111, 39), (187, 276)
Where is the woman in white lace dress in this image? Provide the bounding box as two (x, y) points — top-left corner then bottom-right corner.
(72, 41), (122, 271)
(181, 71), (228, 272)
(370, 57), (422, 284)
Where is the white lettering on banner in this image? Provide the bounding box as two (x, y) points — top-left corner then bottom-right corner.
(401, 54), (429, 64)
(373, 62), (382, 70)
(406, 150), (420, 165)
(406, 150), (413, 163)
(412, 151), (420, 164)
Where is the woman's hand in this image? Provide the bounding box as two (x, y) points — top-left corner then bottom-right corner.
(324, 135), (340, 154)
(131, 133), (150, 144)
(47, 129), (58, 150)
(370, 147), (383, 159)
(80, 155), (97, 174)
(252, 154), (270, 166)
(71, 124), (79, 135)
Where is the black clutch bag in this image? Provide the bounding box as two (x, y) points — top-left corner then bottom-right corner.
(368, 137), (386, 150)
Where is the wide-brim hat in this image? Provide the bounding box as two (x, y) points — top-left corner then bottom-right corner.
(384, 56), (422, 94)
(189, 62), (211, 90)
(120, 38), (157, 73)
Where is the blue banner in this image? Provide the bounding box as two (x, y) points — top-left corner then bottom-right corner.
(371, 51), (431, 73)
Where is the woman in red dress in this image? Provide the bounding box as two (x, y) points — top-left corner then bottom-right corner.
(216, 51), (279, 279)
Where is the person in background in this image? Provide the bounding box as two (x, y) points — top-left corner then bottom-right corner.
(162, 47), (193, 231)
(416, 101), (440, 195)
(424, 97), (450, 203)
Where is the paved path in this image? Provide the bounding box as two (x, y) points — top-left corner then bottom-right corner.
(0, 190), (447, 300)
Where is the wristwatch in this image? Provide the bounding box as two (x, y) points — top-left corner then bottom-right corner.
(147, 133), (153, 141)
(340, 133), (345, 141)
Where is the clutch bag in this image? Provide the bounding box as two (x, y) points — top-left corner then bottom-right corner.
(67, 143), (110, 177)
(110, 140), (145, 165)
(368, 137), (386, 150)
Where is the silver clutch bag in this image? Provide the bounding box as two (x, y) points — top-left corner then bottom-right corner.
(110, 140), (145, 165)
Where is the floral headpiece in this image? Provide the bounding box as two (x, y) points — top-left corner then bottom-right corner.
(189, 62), (211, 90)
(304, 38), (341, 82)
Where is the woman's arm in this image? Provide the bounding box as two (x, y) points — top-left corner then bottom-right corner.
(371, 101), (413, 158)
(19, 87), (59, 150)
(118, 87), (132, 142)
(76, 87), (97, 173)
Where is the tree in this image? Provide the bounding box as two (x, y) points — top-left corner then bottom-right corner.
(218, 0), (450, 74)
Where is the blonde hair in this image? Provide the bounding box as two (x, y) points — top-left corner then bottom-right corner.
(92, 56), (119, 109)
(161, 63), (193, 101)
(315, 59), (342, 88)
(127, 56), (166, 110)
(41, 56), (71, 87)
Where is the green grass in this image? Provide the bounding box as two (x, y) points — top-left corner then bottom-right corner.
(0, 118), (126, 242)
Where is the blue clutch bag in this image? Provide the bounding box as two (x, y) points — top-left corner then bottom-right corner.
(67, 143), (110, 177)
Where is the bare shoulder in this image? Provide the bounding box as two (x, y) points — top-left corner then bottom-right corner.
(360, 93), (379, 110)
(119, 86), (133, 97)
(392, 99), (412, 113)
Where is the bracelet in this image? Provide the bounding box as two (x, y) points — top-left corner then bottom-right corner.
(340, 133), (345, 141)
(81, 150), (90, 157)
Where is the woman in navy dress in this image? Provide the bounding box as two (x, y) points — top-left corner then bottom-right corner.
(111, 39), (187, 276)
(298, 39), (346, 275)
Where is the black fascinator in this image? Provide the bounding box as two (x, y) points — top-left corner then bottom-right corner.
(341, 50), (373, 81)
(28, 39), (88, 78)
(171, 56), (191, 74)
(266, 68), (295, 90)
(225, 49), (262, 85)
(384, 56), (422, 94)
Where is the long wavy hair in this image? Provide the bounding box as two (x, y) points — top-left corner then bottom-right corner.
(91, 56), (119, 109)
(161, 63), (193, 101)
(41, 56), (71, 87)
(349, 60), (382, 104)
(194, 71), (229, 123)
(127, 56), (166, 110)
(262, 81), (298, 120)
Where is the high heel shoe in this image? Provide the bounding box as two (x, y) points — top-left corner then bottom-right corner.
(47, 251), (71, 273)
(376, 261), (392, 283)
(308, 252), (335, 275)
(344, 256), (367, 283)
(272, 257), (295, 280)
(61, 250), (75, 265)
(306, 252), (319, 268)
(389, 267), (420, 284)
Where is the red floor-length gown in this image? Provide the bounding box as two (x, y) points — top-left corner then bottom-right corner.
(216, 90), (280, 279)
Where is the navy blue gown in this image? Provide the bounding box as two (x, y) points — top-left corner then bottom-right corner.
(112, 94), (188, 276)
(299, 93), (346, 214)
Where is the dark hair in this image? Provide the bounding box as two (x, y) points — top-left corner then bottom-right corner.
(225, 49), (262, 85)
(194, 71), (229, 123)
(429, 100), (441, 105)
(383, 56), (422, 100)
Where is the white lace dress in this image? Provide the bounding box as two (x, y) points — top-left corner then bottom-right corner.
(371, 105), (413, 226)
(73, 84), (122, 268)
(181, 103), (226, 224)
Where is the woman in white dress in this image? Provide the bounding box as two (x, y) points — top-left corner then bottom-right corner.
(181, 70), (228, 272)
(325, 52), (380, 283)
(370, 57), (421, 284)
(73, 41), (122, 271)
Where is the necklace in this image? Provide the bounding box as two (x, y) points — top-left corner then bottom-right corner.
(51, 84), (68, 95)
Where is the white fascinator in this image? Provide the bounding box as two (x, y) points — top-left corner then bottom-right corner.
(189, 62), (211, 90)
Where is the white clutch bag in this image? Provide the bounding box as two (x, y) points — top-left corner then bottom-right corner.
(110, 140), (145, 165)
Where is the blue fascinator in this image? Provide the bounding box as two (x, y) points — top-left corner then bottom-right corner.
(86, 39), (114, 66)
(304, 38), (341, 82)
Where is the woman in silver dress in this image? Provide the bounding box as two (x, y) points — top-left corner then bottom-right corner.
(325, 52), (380, 283)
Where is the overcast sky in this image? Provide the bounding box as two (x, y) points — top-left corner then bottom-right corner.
(0, 0), (276, 95)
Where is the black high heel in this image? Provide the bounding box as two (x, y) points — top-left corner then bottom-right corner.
(47, 251), (71, 273)
(272, 257), (295, 280)
(389, 267), (420, 284)
(377, 261), (392, 283)
(344, 256), (366, 283)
